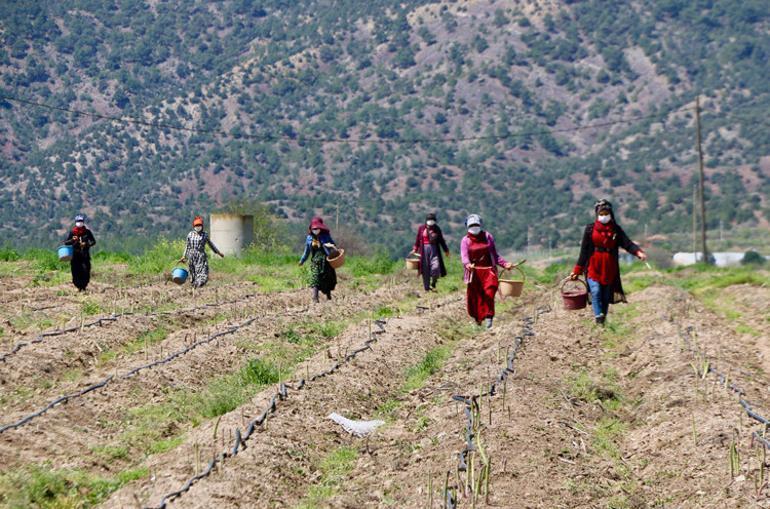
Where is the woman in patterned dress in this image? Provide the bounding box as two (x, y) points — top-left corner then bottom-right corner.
(179, 216), (224, 288)
(298, 217), (338, 303)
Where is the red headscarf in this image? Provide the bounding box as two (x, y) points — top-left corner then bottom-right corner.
(309, 216), (330, 234)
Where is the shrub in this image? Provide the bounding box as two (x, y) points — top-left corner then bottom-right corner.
(742, 250), (766, 265)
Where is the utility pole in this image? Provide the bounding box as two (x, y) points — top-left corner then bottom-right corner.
(695, 96), (710, 263)
(692, 184), (697, 260)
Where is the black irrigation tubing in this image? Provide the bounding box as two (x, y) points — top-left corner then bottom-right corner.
(144, 319), (389, 509)
(0, 317), (260, 434)
(680, 326), (770, 451)
(0, 291), (264, 363)
(447, 304), (551, 503)
(0, 313), (129, 363)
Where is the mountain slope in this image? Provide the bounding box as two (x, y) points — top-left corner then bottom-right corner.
(1, 0), (768, 252)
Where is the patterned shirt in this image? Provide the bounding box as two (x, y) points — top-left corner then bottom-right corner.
(184, 230), (222, 259)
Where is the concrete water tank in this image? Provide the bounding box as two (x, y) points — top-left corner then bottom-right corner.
(209, 213), (253, 257)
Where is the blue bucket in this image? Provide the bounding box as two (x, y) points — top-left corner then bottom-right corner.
(57, 245), (74, 262)
(171, 267), (189, 285)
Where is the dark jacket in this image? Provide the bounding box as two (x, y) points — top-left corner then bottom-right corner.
(64, 229), (96, 259)
(574, 222), (639, 304)
(413, 224), (449, 277)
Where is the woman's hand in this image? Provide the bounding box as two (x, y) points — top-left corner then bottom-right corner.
(503, 262), (513, 270)
(465, 263), (475, 271)
(569, 272), (579, 280)
(219, 253), (225, 258)
(444, 251), (450, 258)
(637, 251), (648, 261)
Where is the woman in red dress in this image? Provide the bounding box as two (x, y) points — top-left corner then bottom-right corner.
(570, 199), (647, 324)
(460, 214), (513, 329)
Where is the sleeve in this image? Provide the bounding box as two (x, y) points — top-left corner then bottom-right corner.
(488, 233), (509, 268)
(299, 236), (311, 265)
(460, 236), (470, 266)
(573, 225), (592, 275)
(207, 236), (222, 256)
(64, 231), (75, 245)
(413, 226), (422, 253)
(617, 226), (641, 255)
(183, 233), (192, 260)
(438, 229), (449, 254)
(85, 230), (96, 247)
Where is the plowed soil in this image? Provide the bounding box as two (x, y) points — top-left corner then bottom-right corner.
(2, 266), (769, 509)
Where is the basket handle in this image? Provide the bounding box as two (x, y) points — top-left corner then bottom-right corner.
(500, 260), (526, 281)
(560, 276), (588, 292)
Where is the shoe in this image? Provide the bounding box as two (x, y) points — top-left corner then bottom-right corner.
(595, 314), (605, 325)
(485, 317), (493, 329)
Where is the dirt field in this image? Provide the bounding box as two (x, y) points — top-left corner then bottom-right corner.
(1, 262), (769, 508)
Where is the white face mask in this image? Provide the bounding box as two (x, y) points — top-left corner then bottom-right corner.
(426, 220), (436, 226)
(194, 226), (203, 232)
(75, 221), (84, 228)
(468, 226), (481, 235)
(597, 215), (611, 224)
(311, 228), (321, 235)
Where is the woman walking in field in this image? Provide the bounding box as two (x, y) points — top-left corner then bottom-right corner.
(570, 199), (647, 325)
(63, 214), (96, 292)
(460, 214), (513, 329)
(299, 216), (338, 303)
(411, 212), (450, 292)
(179, 216), (224, 288)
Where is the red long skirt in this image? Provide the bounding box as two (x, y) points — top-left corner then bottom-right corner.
(467, 268), (498, 322)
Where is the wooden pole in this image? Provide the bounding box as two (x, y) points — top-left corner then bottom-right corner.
(692, 184), (697, 259)
(695, 96), (709, 263)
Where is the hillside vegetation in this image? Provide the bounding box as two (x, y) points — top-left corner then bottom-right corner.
(1, 0), (768, 252)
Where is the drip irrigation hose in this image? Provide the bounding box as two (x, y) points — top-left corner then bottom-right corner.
(144, 319), (389, 509)
(445, 305), (551, 503)
(679, 327), (770, 451)
(0, 292), (266, 363)
(0, 317), (260, 434)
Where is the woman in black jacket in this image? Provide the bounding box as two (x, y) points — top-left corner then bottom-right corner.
(64, 214), (96, 292)
(570, 200), (646, 324)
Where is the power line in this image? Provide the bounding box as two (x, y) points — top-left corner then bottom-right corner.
(0, 92), (694, 144)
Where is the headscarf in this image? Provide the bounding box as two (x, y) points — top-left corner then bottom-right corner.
(594, 199), (613, 214)
(465, 214), (482, 228)
(594, 199), (616, 222)
(426, 212), (437, 222)
(309, 216), (330, 234)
